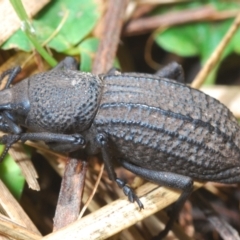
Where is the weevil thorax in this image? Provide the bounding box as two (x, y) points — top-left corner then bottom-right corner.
(25, 69), (103, 134)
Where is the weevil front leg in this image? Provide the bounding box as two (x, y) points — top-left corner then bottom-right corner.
(121, 160), (193, 239)
(0, 132), (86, 161)
(96, 133), (144, 209)
(0, 66), (21, 89)
(0, 112), (22, 134)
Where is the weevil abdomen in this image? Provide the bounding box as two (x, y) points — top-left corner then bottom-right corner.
(94, 73), (240, 183)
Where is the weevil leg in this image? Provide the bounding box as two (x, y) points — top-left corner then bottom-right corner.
(121, 160), (193, 239)
(96, 133), (144, 209)
(18, 133), (86, 147)
(106, 68), (121, 75)
(46, 142), (86, 153)
(0, 134), (21, 162)
(0, 132), (86, 161)
(0, 66), (21, 89)
(155, 62), (185, 83)
(52, 57), (79, 71)
(98, 68), (121, 79)
(0, 113), (22, 134)
(2, 112), (22, 134)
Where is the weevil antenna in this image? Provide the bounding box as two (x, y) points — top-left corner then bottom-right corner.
(0, 66), (21, 89)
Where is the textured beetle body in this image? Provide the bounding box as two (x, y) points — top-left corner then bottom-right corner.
(1, 57), (240, 239)
(94, 73), (240, 183)
(26, 70), (102, 133)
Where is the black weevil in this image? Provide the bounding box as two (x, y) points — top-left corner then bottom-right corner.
(0, 57), (240, 239)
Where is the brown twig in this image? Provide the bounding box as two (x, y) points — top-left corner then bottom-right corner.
(92, 0), (129, 74)
(123, 6), (238, 36)
(193, 192), (240, 240)
(53, 158), (88, 231)
(53, 0), (129, 232)
(9, 143), (40, 191)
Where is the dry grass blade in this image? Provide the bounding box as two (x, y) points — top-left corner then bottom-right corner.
(0, 132), (40, 191)
(0, 214), (41, 240)
(0, 180), (41, 235)
(78, 163), (104, 219)
(0, 0), (50, 45)
(42, 182), (202, 240)
(9, 143), (39, 191)
(192, 12), (240, 88)
(201, 85), (240, 118)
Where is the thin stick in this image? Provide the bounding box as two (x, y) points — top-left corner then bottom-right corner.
(92, 0), (129, 74)
(124, 7), (238, 36)
(192, 12), (240, 89)
(21, 10), (69, 68)
(78, 163), (104, 219)
(53, 158), (88, 231)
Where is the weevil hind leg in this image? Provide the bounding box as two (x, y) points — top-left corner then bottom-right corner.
(121, 160), (193, 239)
(52, 57), (79, 71)
(155, 62), (185, 83)
(106, 68), (121, 75)
(95, 133), (144, 209)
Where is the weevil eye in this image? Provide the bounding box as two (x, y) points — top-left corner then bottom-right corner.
(0, 78), (30, 132)
(0, 114), (10, 133)
(0, 112), (22, 134)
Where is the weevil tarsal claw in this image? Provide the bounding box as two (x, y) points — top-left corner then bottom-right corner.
(0, 134), (21, 162)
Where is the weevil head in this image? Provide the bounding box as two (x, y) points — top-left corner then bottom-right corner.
(0, 68), (104, 134)
(0, 113), (11, 133)
(0, 78), (30, 132)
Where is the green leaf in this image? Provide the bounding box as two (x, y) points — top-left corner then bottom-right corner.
(0, 145), (25, 199)
(155, 26), (199, 57)
(153, 0), (240, 84)
(2, 29), (32, 52)
(78, 38), (99, 72)
(5, 0), (57, 66)
(155, 20), (235, 61)
(2, 0), (100, 53)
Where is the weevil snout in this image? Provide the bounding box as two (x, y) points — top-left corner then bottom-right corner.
(0, 88), (13, 110)
(0, 76), (30, 133)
